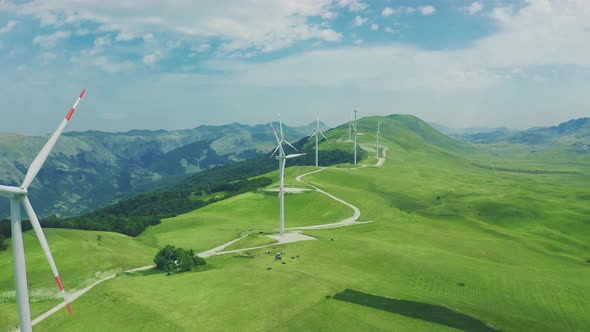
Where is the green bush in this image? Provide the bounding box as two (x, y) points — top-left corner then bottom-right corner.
(154, 245), (207, 274)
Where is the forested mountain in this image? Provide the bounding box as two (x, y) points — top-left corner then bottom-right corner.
(0, 121), (328, 218)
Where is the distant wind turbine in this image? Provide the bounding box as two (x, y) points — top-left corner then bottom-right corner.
(308, 115), (328, 167)
(353, 110), (358, 164)
(269, 119), (306, 236)
(376, 121), (381, 159)
(348, 113), (352, 142)
(0, 88), (86, 332)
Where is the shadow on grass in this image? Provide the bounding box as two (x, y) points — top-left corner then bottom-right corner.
(333, 289), (502, 332)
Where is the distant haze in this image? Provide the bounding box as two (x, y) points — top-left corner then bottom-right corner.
(0, 0), (589, 134)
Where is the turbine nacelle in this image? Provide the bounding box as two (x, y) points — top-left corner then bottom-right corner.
(269, 119), (298, 159)
(0, 185), (27, 198)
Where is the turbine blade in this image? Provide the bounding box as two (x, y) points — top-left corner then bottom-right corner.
(269, 121), (281, 146)
(284, 140), (298, 152)
(308, 130), (319, 141)
(286, 153), (306, 159)
(319, 130), (328, 141)
(0, 185), (26, 197)
(22, 197), (72, 316)
(279, 119), (285, 140)
(22, 88), (86, 189)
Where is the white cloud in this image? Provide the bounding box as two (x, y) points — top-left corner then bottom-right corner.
(353, 39), (363, 45)
(321, 11), (336, 19)
(419, 6), (436, 16)
(384, 27), (399, 34)
(371, 24), (379, 31)
(32, 30), (71, 47)
(84, 56), (135, 72)
(466, 2), (484, 15)
(382, 7), (394, 17)
(338, 0), (367, 12)
(0, 20), (16, 34)
(143, 52), (161, 65)
(491, 6), (513, 24)
(9, 0), (340, 54)
(319, 29), (342, 42)
(353, 16), (368, 27)
(201, 0), (590, 94)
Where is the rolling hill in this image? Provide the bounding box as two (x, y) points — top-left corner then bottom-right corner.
(1, 114), (589, 331)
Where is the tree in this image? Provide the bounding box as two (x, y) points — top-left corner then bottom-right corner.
(175, 248), (194, 272)
(154, 245), (176, 272)
(153, 245), (206, 274)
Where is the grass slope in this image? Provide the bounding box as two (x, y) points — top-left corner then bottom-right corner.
(8, 115), (590, 331)
(0, 229), (156, 330)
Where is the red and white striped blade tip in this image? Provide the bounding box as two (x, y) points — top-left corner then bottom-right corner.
(79, 88), (86, 98)
(56, 276), (73, 316)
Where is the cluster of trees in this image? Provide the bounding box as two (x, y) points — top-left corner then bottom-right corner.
(0, 138), (359, 240)
(154, 245), (207, 273)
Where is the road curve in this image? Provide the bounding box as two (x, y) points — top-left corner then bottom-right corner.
(31, 143), (387, 328)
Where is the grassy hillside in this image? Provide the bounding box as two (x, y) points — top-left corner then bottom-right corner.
(0, 228), (156, 330)
(4, 115), (590, 331)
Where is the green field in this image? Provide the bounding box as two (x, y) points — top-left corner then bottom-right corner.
(2, 115), (590, 331)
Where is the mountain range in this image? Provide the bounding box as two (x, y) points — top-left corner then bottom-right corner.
(435, 117), (590, 153)
(0, 122), (328, 218)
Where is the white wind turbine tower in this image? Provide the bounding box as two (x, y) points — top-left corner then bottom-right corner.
(269, 119), (306, 236)
(308, 115), (328, 167)
(0, 88), (86, 332)
(353, 110), (358, 164)
(348, 113), (352, 142)
(376, 121), (381, 159)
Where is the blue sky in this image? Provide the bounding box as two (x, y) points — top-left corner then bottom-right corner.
(0, 0), (589, 134)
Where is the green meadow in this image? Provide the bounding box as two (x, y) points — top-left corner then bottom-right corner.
(2, 115), (590, 331)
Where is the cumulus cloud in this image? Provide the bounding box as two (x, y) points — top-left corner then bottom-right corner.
(7, 0), (341, 54)
(202, 0), (590, 94)
(338, 0), (367, 12)
(370, 24), (379, 31)
(143, 52), (161, 65)
(382, 7), (394, 17)
(320, 29), (342, 42)
(353, 16), (368, 27)
(32, 30), (71, 47)
(419, 6), (436, 16)
(0, 20), (17, 34)
(466, 2), (484, 15)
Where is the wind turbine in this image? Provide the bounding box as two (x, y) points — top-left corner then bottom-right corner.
(0, 88), (86, 332)
(376, 121), (381, 159)
(308, 115), (328, 167)
(269, 119), (306, 236)
(353, 110), (358, 164)
(348, 113), (352, 142)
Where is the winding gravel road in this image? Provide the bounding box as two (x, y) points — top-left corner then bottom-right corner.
(31, 143), (387, 328)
